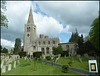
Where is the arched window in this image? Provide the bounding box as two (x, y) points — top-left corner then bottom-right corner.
(46, 47), (49, 54)
(48, 41), (50, 44)
(43, 41), (45, 44)
(41, 48), (45, 54)
(33, 46), (36, 49)
(53, 41), (55, 44)
(39, 42), (41, 45)
(27, 27), (30, 32)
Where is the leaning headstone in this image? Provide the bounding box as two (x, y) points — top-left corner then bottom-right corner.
(77, 54), (81, 58)
(8, 64), (11, 71)
(17, 60), (20, 64)
(2, 65), (6, 73)
(55, 57), (60, 63)
(79, 58), (82, 63)
(14, 61), (16, 69)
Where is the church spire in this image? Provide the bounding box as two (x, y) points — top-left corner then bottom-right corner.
(27, 6), (34, 24)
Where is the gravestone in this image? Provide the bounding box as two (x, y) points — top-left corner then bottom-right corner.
(1, 60), (4, 68)
(77, 54), (81, 58)
(8, 64), (11, 71)
(79, 57), (82, 63)
(17, 60), (20, 64)
(64, 54), (66, 58)
(24, 56), (27, 60)
(51, 56), (54, 59)
(43, 55), (45, 59)
(6, 61), (9, 67)
(77, 54), (82, 62)
(14, 61), (16, 69)
(2, 65), (6, 73)
(84, 53), (92, 59)
(55, 54), (61, 63)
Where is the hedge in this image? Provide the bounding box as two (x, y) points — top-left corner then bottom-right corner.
(33, 52), (42, 58)
(61, 51), (69, 57)
(46, 56), (51, 60)
(18, 52), (26, 58)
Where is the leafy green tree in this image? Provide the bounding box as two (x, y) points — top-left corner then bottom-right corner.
(84, 40), (97, 56)
(2, 47), (8, 53)
(1, 1), (8, 28)
(53, 46), (63, 55)
(89, 16), (99, 53)
(14, 38), (21, 54)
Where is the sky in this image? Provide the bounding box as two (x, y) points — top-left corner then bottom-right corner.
(1, 1), (99, 50)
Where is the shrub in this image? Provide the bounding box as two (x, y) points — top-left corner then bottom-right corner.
(46, 56), (51, 60)
(33, 52), (42, 58)
(68, 61), (72, 66)
(37, 58), (42, 63)
(18, 52), (26, 58)
(62, 64), (70, 73)
(61, 51), (69, 57)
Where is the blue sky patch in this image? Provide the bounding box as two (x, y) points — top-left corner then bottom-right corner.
(34, 3), (49, 17)
(58, 32), (71, 43)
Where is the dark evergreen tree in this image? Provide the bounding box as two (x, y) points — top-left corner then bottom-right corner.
(69, 28), (79, 42)
(14, 38), (21, 54)
(77, 34), (85, 55)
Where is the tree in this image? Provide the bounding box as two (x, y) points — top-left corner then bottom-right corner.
(14, 38), (21, 54)
(84, 35), (90, 42)
(0, 45), (2, 50)
(1, 0), (8, 28)
(89, 16), (99, 54)
(53, 46), (63, 55)
(84, 40), (97, 56)
(2, 47), (8, 53)
(69, 28), (79, 42)
(77, 35), (85, 55)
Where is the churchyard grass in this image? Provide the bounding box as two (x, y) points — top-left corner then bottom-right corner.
(56, 56), (99, 71)
(1, 58), (81, 75)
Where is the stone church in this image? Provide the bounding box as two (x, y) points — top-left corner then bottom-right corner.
(24, 7), (59, 56)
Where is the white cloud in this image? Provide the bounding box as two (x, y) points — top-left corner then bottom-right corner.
(2, 1), (64, 49)
(36, 1), (99, 36)
(1, 38), (14, 48)
(62, 25), (71, 33)
(33, 11), (63, 38)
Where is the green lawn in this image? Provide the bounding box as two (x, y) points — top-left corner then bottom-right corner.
(43, 56), (99, 71)
(1, 58), (81, 75)
(56, 56), (99, 71)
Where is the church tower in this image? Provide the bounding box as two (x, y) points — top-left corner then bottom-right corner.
(24, 6), (37, 53)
